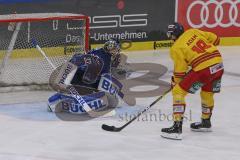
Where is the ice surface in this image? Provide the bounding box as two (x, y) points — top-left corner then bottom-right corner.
(0, 46), (239, 160)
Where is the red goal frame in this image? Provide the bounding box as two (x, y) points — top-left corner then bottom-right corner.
(0, 14), (90, 52)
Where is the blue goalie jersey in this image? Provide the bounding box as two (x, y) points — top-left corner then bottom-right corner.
(69, 48), (112, 89)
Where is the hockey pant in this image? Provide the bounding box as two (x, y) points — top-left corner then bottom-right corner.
(172, 63), (224, 121)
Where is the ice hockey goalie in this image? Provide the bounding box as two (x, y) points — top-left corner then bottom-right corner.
(48, 39), (127, 114)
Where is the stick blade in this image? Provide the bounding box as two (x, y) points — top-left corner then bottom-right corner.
(101, 124), (121, 132)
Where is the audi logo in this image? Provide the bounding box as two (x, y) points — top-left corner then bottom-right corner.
(187, 0), (240, 28)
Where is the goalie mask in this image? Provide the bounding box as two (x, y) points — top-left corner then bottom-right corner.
(103, 39), (121, 57)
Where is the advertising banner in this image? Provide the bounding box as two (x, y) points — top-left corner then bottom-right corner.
(176, 0), (240, 37)
(0, 0), (175, 44)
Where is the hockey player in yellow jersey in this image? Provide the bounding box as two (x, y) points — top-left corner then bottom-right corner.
(161, 22), (224, 140)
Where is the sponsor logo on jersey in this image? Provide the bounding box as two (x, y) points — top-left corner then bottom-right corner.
(101, 79), (120, 96)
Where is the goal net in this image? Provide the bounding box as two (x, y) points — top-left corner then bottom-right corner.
(0, 13), (89, 91)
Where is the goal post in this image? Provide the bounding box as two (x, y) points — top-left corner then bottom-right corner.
(0, 13), (90, 90)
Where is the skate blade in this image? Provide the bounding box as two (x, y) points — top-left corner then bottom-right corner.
(191, 128), (212, 132)
(161, 132), (182, 140)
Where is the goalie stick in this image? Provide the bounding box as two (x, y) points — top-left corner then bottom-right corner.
(32, 39), (116, 118)
(102, 88), (171, 132)
(32, 39), (56, 70)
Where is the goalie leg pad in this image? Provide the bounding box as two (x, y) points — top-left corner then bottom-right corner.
(48, 91), (109, 114)
(49, 62), (78, 92)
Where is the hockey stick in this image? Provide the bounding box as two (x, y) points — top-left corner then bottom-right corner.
(32, 39), (116, 117)
(102, 88), (171, 132)
(32, 39), (56, 70)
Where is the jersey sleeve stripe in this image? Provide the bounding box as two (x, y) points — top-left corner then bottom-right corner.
(213, 37), (220, 46)
(192, 54), (221, 69)
(191, 52), (221, 68)
(174, 72), (186, 78)
(191, 51), (220, 65)
(191, 51), (219, 65)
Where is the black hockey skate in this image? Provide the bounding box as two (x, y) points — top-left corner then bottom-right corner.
(190, 118), (212, 132)
(161, 121), (182, 140)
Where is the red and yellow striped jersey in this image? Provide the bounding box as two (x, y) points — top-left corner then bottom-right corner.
(170, 28), (222, 82)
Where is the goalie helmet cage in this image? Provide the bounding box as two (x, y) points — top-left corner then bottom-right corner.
(0, 13), (90, 92)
